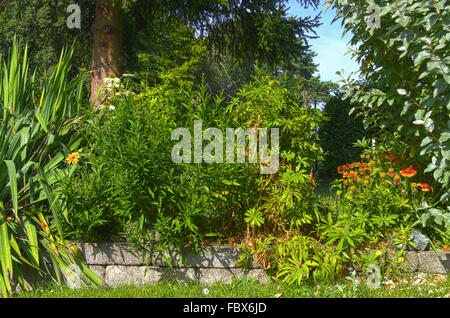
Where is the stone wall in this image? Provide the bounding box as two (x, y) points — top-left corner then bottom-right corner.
(77, 243), (450, 287)
(78, 243), (267, 287)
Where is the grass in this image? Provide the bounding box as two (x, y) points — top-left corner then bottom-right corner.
(14, 273), (449, 298)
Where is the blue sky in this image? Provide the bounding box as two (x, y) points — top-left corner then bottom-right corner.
(287, 0), (360, 83)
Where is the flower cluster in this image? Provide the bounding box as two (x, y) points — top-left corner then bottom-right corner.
(337, 152), (433, 194)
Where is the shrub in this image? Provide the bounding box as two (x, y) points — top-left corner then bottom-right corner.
(58, 72), (262, 260)
(59, 67), (330, 276)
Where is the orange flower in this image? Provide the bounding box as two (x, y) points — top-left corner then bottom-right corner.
(418, 183), (433, 192)
(338, 163), (352, 174)
(400, 165), (417, 178)
(387, 168), (395, 177)
(66, 152), (81, 165)
(343, 172), (357, 179)
(338, 165), (346, 174)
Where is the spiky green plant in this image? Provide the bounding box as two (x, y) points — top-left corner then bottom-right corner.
(0, 37), (101, 297)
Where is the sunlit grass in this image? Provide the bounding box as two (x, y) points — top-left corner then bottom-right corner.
(15, 273), (449, 298)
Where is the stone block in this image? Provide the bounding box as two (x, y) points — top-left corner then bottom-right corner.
(151, 246), (248, 268)
(78, 243), (260, 268)
(87, 265), (106, 281)
(197, 268), (268, 285)
(417, 251), (449, 274)
(104, 265), (197, 286)
(78, 243), (144, 265)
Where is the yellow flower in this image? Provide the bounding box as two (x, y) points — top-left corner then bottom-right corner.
(221, 191), (229, 195)
(368, 160), (376, 167)
(375, 250), (383, 257)
(397, 257), (405, 263)
(66, 152), (81, 165)
(380, 172), (387, 178)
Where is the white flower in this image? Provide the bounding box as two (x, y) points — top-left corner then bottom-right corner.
(109, 105), (115, 111)
(202, 288), (210, 295)
(102, 77), (121, 89)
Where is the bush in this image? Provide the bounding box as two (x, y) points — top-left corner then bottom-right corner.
(58, 73), (262, 258)
(58, 67), (330, 274)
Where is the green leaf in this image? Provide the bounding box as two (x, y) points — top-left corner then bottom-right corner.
(434, 168), (443, 180)
(420, 136), (433, 147)
(439, 132), (450, 143)
(396, 88), (407, 95)
(442, 148), (450, 160)
(0, 205), (12, 296)
(4, 160), (18, 218)
(425, 118), (435, 132)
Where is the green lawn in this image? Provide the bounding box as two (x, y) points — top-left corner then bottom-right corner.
(14, 273), (449, 298)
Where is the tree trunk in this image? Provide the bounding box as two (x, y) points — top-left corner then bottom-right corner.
(90, 0), (123, 107)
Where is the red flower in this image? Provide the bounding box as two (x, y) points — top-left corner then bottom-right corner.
(417, 183), (433, 192)
(343, 172), (357, 179)
(400, 165), (417, 178)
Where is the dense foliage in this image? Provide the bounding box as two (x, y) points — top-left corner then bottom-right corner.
(327, 0), (449, 209)
(0, 39), (101, 297)
(2, 0), (449, 297)
(319, 92), (370, 176)
(56, 67), (328, 266)
(0, 0), (320, 78)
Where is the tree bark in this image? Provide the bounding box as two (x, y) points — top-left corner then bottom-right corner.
(90, 0), (124, 107)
